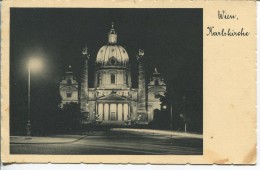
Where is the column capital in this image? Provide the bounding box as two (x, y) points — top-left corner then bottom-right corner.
(136, 49), (145, 62)
(82, 46), (90, 60)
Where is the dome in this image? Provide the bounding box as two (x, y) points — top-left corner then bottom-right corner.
(96, 22), (129, 66)
(96, 45), (129, 65)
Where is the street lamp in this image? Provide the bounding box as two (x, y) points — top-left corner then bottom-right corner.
(162, 103), (173, 130)
(27, 58), (43, 136)
(180, 113), (187, 132)
(162, 105), (167, 110)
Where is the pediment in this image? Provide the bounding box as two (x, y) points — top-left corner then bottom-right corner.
(97, 93), (130, 101)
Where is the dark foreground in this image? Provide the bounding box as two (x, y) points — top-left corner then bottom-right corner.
(10, 129), (203, 155)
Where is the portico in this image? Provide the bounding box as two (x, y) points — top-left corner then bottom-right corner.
(96, 92), (131, 122)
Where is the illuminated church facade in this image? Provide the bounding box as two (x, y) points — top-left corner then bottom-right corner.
(59, 23), (166, 124)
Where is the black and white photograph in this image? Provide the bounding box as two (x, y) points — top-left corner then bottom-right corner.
(9, 8), (203, 155)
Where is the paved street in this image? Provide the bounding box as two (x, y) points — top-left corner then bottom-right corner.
(10, 129), (203, 155)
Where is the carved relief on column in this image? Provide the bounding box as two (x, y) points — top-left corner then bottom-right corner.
(80, 46), (90, 114)
(136, 49), (147, 122)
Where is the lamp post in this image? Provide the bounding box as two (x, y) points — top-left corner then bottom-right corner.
(27, 58), (43, 136)
(169, 104), (173, 130)
(180, 113), (187, 132)
(162, 103), (173, 130)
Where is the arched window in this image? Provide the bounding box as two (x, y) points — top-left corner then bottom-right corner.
(111, 74), (116, 84)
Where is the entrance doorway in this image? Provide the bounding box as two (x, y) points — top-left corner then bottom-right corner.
(110, 112), (116, 120)
(110, 104), (117, 120)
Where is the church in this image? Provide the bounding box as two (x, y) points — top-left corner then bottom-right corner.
(59, 23), (166, 125)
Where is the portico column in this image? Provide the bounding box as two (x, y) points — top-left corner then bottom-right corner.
(122, 103), (124, 121)
(128, 104), (130, 119)
(108, 103), (111, 120)
(102, 103), (105, 120)
(116, 103), (118, 120)
(97, 103), (99, 119)
(95, 103), (97, 117)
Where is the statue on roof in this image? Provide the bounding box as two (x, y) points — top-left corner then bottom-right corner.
(154, 67), (159, 74)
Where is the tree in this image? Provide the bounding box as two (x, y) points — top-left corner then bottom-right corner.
(58, 102), (82, 133)
(30, 78), (62, 135)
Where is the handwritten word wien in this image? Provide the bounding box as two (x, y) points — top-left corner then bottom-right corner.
(218, 10), (238, 20)
(206, 27), (249, 37)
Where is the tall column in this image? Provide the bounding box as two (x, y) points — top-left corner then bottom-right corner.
(80, 46), (90, 121)
(137, 49), (148, 122)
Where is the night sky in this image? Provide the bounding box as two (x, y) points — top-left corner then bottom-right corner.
(10, 8), (203, 133)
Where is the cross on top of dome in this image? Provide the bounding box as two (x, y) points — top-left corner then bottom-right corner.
(111, 22), (115, 29)
(110, 22), (116, 33)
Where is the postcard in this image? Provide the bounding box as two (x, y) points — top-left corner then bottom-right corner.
(1, 0), (256, 164)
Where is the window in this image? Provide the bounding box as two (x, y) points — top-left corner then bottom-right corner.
(110, 58), (116, 65)
(67, 79), (72, 85)
(111, 74), (116, 84)
(155, 94), (161, 98)
(155, 80), (159, 86)
(67, 93), (72, 98)
(97, 73), (101, 86)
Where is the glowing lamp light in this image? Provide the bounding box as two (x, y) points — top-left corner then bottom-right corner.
(29, 58), (43, 71)
(162, 105), (167, 110)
